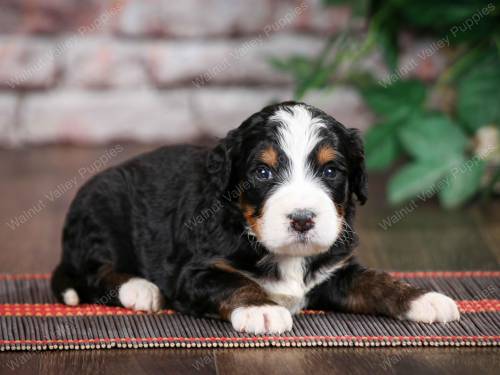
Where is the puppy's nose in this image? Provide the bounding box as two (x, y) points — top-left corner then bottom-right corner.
(288, 209), (315, 233)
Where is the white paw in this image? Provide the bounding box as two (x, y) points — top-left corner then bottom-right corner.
(62, 288), (79, 306)
(230, 305), (293, 334)
(403, 292), (460, 323)
(119, 278), (163, 312)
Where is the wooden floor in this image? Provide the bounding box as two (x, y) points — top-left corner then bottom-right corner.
(0, 144), (499, 374)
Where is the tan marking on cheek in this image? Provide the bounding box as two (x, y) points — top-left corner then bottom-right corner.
(260, 147), (278, 168)
(335, 203), (345, 217)
(240, 199), (263, 239)
(317, 146), (336, 165)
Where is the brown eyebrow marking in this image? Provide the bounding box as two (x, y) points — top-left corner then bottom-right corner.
(317, 145), (336, 165)
(260, 146), (278, 168)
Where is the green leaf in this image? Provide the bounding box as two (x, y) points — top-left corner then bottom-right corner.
(322, 0), (347, 4)
(370, 5), (400, 73)
(398, 113), (468, 161)
(269, 56), (313, 80)
(372, 1), (498, 39)
(388, 156), (460, 205)
(295, 67), (332, 99)
(366, 136), (400, 171)
(457, 51), (500, 132)
(361, 80), (426, 120)
(323, 0), (368, 14)
(401, 1), (489, 30)
(439, 158), (486, 209)
(364, 121), (400, 170)
(377, 28), (399, 72)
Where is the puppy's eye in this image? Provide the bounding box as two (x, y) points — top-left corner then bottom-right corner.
(256, 166), (273, 180)
(322, 166), (336, 179)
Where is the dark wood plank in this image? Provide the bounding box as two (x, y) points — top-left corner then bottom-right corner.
(214, 348), (500, 375)
(0, 349), (217, 375)
(471, 206), (500, 264)
(1, 347), (499, 375)
(0, 144), (158, 273)
(356, 174), (500, 270)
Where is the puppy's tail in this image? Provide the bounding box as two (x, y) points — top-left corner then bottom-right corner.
(51, 264), (80, 306)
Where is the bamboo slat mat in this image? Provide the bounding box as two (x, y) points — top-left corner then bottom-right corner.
(0, 272), (499, 351)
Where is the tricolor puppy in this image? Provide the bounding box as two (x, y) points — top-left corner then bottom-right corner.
(52, 102), (459, 334)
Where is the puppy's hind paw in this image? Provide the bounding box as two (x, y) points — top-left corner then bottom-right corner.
(403, 292), (460, 323)
(62, 288), (79, 306)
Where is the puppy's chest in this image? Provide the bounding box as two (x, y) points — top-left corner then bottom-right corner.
(255, 259), (315, 313)
(255, 257), (347, 313)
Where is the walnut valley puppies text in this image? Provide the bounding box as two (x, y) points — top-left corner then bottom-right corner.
(5, 145), (124, 231)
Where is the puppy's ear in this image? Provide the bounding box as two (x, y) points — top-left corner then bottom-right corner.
(207, 109), (266, 194)
(346, 128), (368, 205)
(207, 129), (241, 194)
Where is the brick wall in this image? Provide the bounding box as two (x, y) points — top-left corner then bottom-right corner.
(0, 0), (401, 146)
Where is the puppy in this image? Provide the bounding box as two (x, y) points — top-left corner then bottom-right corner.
(51, 102), (459, 334)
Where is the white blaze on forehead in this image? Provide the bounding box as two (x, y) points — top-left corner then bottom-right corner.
(257, 104), (340, 257)
(272, 105), (325, 178)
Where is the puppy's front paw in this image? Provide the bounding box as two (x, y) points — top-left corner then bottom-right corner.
(119, 278), (163, 312)
(403, 292), (460, 323)
(230, 305), (293, 334)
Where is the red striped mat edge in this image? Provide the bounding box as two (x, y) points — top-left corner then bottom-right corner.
(1, 300), (499, 317)
(0, 271), (499, 350)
